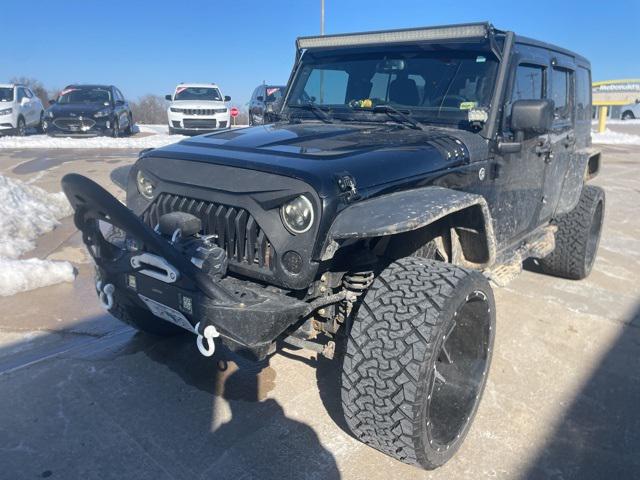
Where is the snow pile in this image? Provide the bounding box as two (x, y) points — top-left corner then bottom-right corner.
(0, 132), (187, 149)
(0, 175), (75, 296)
(592, 129), (640, 145)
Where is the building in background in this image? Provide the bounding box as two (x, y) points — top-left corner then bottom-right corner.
(592, 79), (640, 120)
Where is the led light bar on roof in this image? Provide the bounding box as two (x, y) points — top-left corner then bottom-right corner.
(297, 23), (490, 50)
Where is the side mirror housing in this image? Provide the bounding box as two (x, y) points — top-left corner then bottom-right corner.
(510, 99), (554, 134)
(256, 96), (264, 102)
(115, 100), (125, 106)
(49, 99), (56, 105)
(21, 97), (29, 105)
(165, 94), (172, 101)
(224, 95), (231, 102)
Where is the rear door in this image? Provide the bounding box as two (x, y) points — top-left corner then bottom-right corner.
(493, 56), (550, 245)
(539, 60), (576, 222)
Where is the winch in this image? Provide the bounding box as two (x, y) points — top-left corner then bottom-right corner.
(155, 211), (228, 278)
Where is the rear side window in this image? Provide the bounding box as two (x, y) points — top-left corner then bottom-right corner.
(511, 64), (545, 101)
(575, 67), (591, 121)
(551, 67), (573, 121)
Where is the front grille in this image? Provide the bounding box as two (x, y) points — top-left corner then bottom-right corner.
(142, 193), (275, 271)
(53, 117), (96, 131)
(174, 108), (224, 115)
(183, 118), (217, 129)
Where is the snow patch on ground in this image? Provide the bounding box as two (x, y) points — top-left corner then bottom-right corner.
(0, 175), (75, 296)
(0, 132), (187, 149)
(592, 129), (640, 145)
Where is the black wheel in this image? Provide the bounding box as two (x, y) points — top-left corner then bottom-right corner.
(539, 185), (605, 280)
(15, 116), (26, 136)
(110, 292), (185, 336)
(36, 112), (45, 133)
(248, 113), (253, 126)
(621, 111), (635, 120)
(124, 114), (133, 136)
(111, 118), (120, 138)
(342, 257), (495, 469)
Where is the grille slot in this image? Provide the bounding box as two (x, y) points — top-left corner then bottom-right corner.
(183, 118), (217, 129)
(143, 194), (275, 271)
(52, 117), (96, 131)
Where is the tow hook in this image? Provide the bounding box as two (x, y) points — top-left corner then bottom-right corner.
(96, 281), (115, 310)
(195, 322), (220, 357)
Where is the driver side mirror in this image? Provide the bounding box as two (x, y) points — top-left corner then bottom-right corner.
(224, 95), (231, 102)
(256, 96), (264, 102)
(510, 99), (554, 134)
(20, 97), (29, 105)
(49, 99), (56, 105)
(115, 100), (125, 106)
(165, 94), (172, 101)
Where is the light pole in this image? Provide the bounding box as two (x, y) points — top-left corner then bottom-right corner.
(319, 0), (325, 103)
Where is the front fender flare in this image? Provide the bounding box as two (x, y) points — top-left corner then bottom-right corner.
(320, 186), (496, 265)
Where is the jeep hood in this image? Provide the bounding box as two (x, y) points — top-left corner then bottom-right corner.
(145, 122), (488, 196)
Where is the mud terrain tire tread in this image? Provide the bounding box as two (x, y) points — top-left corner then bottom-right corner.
(539, 185), (605, 280)
(341, 257), (495, 469)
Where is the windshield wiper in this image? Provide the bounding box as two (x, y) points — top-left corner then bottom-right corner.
(371, 104), (423, 130)
(288, 103), (333, 123)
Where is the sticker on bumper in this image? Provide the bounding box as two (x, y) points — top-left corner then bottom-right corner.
(138, 294), (194, 332)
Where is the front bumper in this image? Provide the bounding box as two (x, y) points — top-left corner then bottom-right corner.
(168, 112), (231, 134)
(61, 173), (308, 360)
(45, 116), (113, 137)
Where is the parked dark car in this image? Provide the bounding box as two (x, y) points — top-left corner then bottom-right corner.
(62, 23), (603, 471)
(249, 84), (285, 125)
(45, 85), (133, 137)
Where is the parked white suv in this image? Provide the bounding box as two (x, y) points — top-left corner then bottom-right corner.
(165, 83), (231, 134)
(0, 84), (44, 136)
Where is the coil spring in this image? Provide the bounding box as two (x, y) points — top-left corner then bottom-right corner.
(343, 271), (374, 295)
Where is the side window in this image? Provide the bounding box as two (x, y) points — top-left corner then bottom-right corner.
(575, 67), (591, 122)
(551, 67), (573, 121)
(16, 88), (27, 101)
(511, 64), (545, 101)
(24, 88), (33, 99)
(251, 87), (259, 101)
(115, 89), (124, 102)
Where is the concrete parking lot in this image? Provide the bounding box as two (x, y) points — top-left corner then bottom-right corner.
(0, 130), (638, 479)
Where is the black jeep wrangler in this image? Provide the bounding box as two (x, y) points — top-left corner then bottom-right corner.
(62, 22), (604, 470)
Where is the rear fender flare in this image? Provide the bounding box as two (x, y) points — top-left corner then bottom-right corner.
(321, 186), (496, 267)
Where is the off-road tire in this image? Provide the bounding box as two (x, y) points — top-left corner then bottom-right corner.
(341, 257), (495, 469)
(539, 185), (605, 280)
(110, 292), (184, 336)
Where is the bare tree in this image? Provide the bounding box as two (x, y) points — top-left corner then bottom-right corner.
(130, 95), (168, 125)
(9, 77), (50, 106)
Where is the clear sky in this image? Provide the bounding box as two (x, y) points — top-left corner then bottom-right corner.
(1, 0), (638, 107)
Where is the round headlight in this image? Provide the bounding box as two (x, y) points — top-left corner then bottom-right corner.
(281, 195), (314, 234)
(136, 170), (155, 200)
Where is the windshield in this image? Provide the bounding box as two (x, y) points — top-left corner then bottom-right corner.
(174, 87), (222, 101)
(287, 49), (498, 124)
(58, 87), (111, 105)
(0, 88), (14, 102)
(265, 86), (284, 102)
